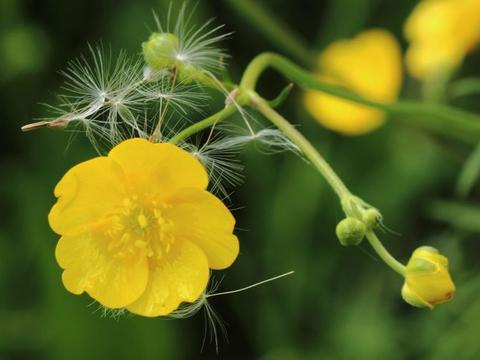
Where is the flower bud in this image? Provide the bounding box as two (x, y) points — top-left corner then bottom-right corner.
(142, 32), (179, 70)
(336, 217), (366, 246)
(362, 208), (382, 230)
(401, 246), (455, 309)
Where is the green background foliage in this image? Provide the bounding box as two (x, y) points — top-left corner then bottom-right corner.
(1, 0), (480, 358)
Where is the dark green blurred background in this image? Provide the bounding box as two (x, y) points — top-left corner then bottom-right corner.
(1, 0), (480, 359)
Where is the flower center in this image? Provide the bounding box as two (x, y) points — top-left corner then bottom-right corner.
(105, 195), (175, 260)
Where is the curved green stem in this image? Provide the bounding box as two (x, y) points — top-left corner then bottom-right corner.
(174, 53), (410, 276)
(169, 105), (239, 144)
(248, 93), (351, 199)
(240, 53), (480, 144)
(249, 92), (406, 274)
(366, 231), (406, 276)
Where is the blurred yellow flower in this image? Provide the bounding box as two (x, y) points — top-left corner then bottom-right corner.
(401, 246), (455, 309)
(304, 29), (402, 135)
(405, 0), (480, 80)
(49, 138), (239, 317)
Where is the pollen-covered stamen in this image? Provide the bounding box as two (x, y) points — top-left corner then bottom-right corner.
(137, 212), (148, 229)
(105, 195), (176, 259)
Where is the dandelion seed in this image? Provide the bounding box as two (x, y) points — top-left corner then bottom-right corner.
(92, 303), (129, 320)
(59, 46), (144, 117)
(40, 46), (149, 150)
(203, 124), (300, 155)
(139, 79), (209, 117)
(170, 271), (295, 353)
(222, 128), (300, 155)
(153, 3), (231, 74)
(29, 40), (215, 151)
(184, 137), (245, 199)
(180, 125), (301, 198)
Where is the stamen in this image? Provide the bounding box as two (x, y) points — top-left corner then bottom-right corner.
(137, 212), (148, 229)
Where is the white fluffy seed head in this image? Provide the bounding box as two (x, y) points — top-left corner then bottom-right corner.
(179, 125), (301, 198)
(42, 42), (210, 153)
(152, 3), (231, 74)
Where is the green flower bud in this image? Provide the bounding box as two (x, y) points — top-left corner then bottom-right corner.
(142, 32), (179, 70)
(336, 217), (366, 246)
(362, 208), (382, 230)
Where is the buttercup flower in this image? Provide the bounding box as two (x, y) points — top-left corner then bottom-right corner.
(405, 0), (480, 80)
(304, 29), (402, 135)
(49, 138), (239, 317)
(401, 246), (455, 309)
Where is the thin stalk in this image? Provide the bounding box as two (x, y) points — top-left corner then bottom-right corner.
(366, 231), (406, 276)
(169, 105), (238, 144)
(151, 69), (178, 141)
(249, 93), (351, 199)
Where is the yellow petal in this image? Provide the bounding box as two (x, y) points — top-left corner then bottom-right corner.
(127, 241), (209, 317)
(304, 29), (402, 135)
(48, 157), (126, 235)
(108, 138), (208, 195)
(404, 0), (480, 79)
(319, 29), (402, 101)
(166, 188), (239, 269)
(304, 90), (385, 135)
(56, 230), (149, 308)
(401, 282), (433, 309)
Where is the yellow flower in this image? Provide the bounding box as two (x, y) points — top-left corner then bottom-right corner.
(405, 0), (480, 79)
(49, 138), (239, 317)
(303, 29), (402, 135)
(401, 246), (455, 309)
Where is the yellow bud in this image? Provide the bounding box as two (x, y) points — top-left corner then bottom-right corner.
(336, 217), (366, 246)
(401, 246), (455, 309)
(142, 32), (179, 70)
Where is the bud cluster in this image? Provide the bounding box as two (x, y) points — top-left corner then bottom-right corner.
(335, 196), (383, 246)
